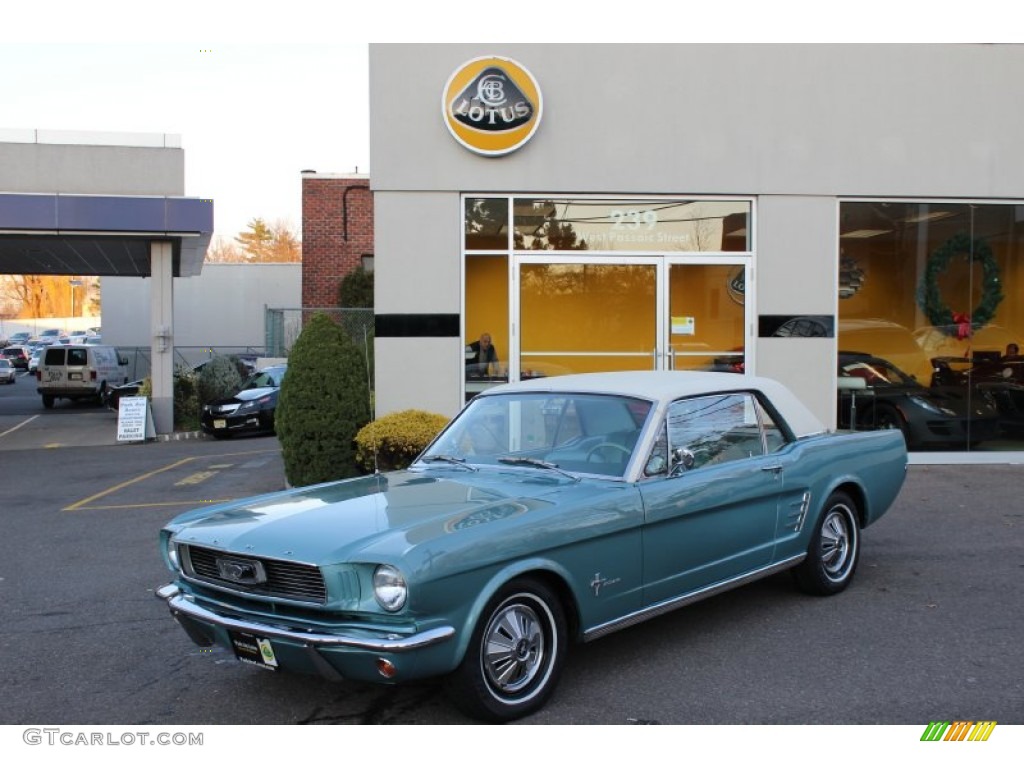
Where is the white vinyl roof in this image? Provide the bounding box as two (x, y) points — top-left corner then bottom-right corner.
(485, 370), (827, 439)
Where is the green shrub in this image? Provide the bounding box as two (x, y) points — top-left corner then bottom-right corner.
(355, 409), (451, 472)
(172, 367), (200, 431)
(339, 266), (374, 308)
(197, 354), (244, 405)
(275, 313), (372, 486)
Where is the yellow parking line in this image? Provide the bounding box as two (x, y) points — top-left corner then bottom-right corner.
(74, 499), (236, 511)
(175, 471), (219, 486)
(63, 457), (196, 511)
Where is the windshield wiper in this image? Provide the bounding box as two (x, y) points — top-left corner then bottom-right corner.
(420, 454), (478, 471)
(497, 456), (580, 482)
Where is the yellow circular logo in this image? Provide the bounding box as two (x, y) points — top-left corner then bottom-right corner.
(442, 56), (542, 156)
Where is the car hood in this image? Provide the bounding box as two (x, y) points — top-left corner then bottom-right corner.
(167, 469), (610, 565)
(211, 386), (277, 404)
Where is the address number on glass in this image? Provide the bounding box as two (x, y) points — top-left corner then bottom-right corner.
(610, 209), (659, 229)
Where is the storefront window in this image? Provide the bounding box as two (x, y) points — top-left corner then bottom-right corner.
(465, 198), (509, 250)
(838, 201), (1024, 452)
(513, 198), (750, 252)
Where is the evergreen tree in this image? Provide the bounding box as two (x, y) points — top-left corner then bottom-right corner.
(275, 313), (371, 486)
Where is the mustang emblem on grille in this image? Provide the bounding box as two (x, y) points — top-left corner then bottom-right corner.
(215, 556), (267, 585)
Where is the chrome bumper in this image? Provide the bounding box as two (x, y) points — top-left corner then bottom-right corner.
(156, 584), (455, 653)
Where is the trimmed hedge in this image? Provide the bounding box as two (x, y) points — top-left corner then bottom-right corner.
(275, 313), (372, 486)
(196, 354), (243, 405)
(355, 409), (451, 472)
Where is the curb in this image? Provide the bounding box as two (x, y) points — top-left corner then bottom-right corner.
(155, 431), (207, 442)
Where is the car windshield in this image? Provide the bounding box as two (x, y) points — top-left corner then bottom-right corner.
(242, 367), (286, 389)
(838, 358), (916, 387)
(420, 392), (653, 478)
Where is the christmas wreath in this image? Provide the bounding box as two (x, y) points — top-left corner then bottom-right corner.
(916, 232), (1003, 339)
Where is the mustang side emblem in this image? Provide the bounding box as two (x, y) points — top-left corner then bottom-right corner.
(590, 573), (621, 597)
(216, 556), (267, 585)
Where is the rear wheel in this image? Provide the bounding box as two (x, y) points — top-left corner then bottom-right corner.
(42, 394), (54, 409)
(793, 491), (861, 596)
(447, 578), (567, 723)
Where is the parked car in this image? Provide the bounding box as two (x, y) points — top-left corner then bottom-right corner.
(930, 354), (1024, 437)
(0, 358), (16, 384)
(199, 364), (287, 439)
(2, 345), (31, 370)
(27, 349), (42, 374)
(103, 379), (144, 410)
(837, 351), (1000, 449)
(6, 332), (31, 346)
(158, 370), (907, 722)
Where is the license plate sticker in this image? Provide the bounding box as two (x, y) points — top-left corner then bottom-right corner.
(214, 419), (227, 429)
(229, 631), (278, 670)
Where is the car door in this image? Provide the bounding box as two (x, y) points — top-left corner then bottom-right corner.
(637, 392), (784, 604)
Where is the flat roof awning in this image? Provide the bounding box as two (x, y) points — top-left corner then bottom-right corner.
(0, 193), (214, 277)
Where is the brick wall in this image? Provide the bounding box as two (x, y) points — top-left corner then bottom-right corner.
(301, 174), (373, 308)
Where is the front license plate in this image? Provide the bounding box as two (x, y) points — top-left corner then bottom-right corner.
(229, 631), (278, 670)
(214, 419), (227, 429)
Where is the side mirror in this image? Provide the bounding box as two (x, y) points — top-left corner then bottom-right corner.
(669, 447), (696, 476)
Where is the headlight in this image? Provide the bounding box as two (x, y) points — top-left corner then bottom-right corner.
(908, 395), (956, 417)
(164, 533), (180, 570)
(373, 565), (408, 612)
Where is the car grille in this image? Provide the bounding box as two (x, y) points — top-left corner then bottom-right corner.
(181, 545), (327, 604)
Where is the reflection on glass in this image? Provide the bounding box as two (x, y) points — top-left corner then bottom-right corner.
(838, 201), (1024, 451)
(465, 198), (509, 250)
(513, 199), (750, 252)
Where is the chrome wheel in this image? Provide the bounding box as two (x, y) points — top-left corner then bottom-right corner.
(482, 600), (545, 695)
(820, 507), (854, 582)
(793, 491), (860, 596)
(448, 579), (567, 722)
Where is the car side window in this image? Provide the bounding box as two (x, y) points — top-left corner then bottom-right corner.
(666, 393), (766, 472)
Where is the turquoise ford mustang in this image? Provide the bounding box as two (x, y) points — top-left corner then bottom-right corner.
(157, 371), (907, 722)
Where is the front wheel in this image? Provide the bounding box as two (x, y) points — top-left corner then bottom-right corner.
(792, 491), (861, 596)
(447, 578), (567, 723)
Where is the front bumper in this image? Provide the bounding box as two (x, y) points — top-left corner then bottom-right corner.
(157, 584), (456, 682)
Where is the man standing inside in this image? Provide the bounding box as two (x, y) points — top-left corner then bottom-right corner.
(467, 332), (499, 377)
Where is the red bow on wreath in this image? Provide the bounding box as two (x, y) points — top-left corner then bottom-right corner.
(952, 312), (972, 341)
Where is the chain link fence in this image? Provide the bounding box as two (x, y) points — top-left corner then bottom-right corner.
(265, 307), (374, 359)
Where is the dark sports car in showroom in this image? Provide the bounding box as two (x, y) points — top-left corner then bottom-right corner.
(200, 365), (287, 439)
(158, 370), (907, 722)
(930, 353), (1024, 437)
(837, 352), (999, 449)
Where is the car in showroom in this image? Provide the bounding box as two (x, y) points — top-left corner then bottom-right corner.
(837, 352), (1000, 449)
(157, 370), (907, 722)
(929, 353), (1024, 437)
(199, 364), (287, 439)
(0, 358), (16, 384)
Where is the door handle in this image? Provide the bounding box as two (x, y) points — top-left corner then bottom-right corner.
(761, 464), (783, 475)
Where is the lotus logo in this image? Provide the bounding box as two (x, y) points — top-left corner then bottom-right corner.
(216, 556), (267, 585)
(442, 56), (543, 156)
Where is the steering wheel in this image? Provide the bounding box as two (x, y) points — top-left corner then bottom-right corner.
(585, 443), (632, 463)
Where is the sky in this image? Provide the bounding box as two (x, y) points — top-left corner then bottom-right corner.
(1, 2), (1016, 243)
(0, 43), (369, 241)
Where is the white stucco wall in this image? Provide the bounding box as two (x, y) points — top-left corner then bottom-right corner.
(102, 263), (301, 350)
(369, 43), (1024, 423)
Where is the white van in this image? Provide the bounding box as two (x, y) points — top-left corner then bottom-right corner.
(36, 345), (129, 408)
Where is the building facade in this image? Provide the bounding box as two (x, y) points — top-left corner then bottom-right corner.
(368, 44), (1024, 459)
(301, 172), (373, 309)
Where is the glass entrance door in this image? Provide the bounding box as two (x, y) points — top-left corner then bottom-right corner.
(512, 257), (751, 383)
(666, 262), (750, 373)
(518, 259), (660, 378)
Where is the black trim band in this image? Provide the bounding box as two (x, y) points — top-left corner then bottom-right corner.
(758, 315), (835, 338)
(375, 313), (461, 338)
